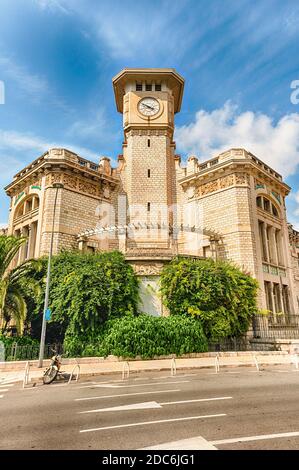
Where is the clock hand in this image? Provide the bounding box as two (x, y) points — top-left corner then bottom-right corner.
(143, 103), (154, 110)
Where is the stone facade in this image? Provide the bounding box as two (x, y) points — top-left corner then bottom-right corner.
(4, 68), (299, 319)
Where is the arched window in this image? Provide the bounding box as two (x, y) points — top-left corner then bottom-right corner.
(13, 194), (40, 264)
(15, 195), (40, 219)
(256, 196), (280, 218)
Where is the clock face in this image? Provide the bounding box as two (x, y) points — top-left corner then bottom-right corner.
(138, 97), (160, 116)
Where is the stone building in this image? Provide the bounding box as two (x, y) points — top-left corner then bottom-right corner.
(4, 68), (299, 322)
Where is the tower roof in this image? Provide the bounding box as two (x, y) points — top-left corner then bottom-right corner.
(112, 68), (184, 113)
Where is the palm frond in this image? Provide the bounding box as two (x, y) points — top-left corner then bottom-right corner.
(4, 288), (27, 335)
(0, 235), (27, 278)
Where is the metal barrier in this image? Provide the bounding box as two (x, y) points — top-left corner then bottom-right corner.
(23, 361), (30, 388)
(68, 364), (80, 384)
(289, 354), (299, 370)
(171, 357), (177, 376)
(252, 354), (260, 371)
(122, 361), (130, 380)
(215, 354), (220, 373)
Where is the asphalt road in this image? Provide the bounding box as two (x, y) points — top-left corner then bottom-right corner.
(1, 365), (299, 450)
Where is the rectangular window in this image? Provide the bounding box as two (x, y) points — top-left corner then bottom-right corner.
(259, 221), (268, 262)
(136, 82), (142, 91)
(155, 83), (161, 91)
(147, 202), (150, 212)
(147, 139), (150, 147)
(266, 226), (273, 263)
(272, 204), (279, 217)
(148, 169), (151, 178)
(264, 281), (273, 314)
(275, 229), (283, 266)
(264, 198), (270, 212)
(256, 196), (262, 208)
(146, 84), (152, 91)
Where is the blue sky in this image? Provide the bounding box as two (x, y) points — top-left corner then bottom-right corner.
(1, 0), (299, 226)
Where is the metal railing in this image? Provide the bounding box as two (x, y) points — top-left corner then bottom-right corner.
(252, 314), (299, 340)
(3, 343), (63, 362)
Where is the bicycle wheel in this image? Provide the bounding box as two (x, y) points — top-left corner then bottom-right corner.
(43, 366), (58, 384)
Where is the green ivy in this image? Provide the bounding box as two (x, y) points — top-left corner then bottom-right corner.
(160, 257), (258, 340)
(21, 250), (140, 342)
(63, 315), (208, 359)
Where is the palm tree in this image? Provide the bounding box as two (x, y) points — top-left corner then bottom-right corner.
(0, 235), (41, 335)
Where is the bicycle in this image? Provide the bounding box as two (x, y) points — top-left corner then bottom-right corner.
(43, 349), (62, 385)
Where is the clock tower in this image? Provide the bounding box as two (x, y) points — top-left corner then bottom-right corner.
(112, 68), (184, 253)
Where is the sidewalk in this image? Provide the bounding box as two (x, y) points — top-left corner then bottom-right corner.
(0, 350), (297, 384)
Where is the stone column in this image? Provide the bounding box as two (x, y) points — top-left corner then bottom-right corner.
(28, 221), (37, 259)
(263, 223), (270, 262)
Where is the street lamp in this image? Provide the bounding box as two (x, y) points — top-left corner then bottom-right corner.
(38, 182), (64, 368)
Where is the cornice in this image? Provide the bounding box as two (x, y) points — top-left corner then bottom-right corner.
(179, 158), (290, 195)
(5, 155), (119, 195)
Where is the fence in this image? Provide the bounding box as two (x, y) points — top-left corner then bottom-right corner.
(252, 314), (299, 340)
(3, 343), (63, 362)
(3, 314), (299, 360)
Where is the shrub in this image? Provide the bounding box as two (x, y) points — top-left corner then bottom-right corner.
(68, 315), (209, 359)
(160, 257), (258, 340)
(21, 250), (140, 342)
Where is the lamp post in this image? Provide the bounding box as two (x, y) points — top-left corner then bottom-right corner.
(38, 182), (64, 368)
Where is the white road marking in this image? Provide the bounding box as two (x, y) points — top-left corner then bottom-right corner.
(142, 436), (218, 450)
(80, 413), (226, 433)
(211, 431), (299, 445)
(75, 389), (181, 401)
(0, 389), (9, 393)
(0, 395), (3, 398)
(79, 396), (232, 414)
(78, 380), (189, 390)
(0, 383), (15, 387)
(79, 401), (162, 414)
(160, 396), (233, 405)
(78, 384), (122, 389)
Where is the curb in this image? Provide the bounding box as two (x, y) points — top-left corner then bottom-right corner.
(6, 356), (298, 386)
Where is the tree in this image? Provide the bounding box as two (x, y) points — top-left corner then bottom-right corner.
(23, 250), (140, 343)
(160, 257), (258, 340)
(0, 235), (42, 335)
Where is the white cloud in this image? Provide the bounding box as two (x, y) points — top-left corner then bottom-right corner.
(0, 129), (101, 185)
(0, 56), (49, 99)
(35, 0), (69, 14)
(67, 107), (108, 139)
(175, 101), (299, 177)
(0, 55), (71, 112)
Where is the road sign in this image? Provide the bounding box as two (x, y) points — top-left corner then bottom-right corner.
(45, 308), (51, 321)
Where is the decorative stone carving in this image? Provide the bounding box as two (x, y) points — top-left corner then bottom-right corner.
(186, 185), (195, 199)
(78, 180), (97, 196)
(102, 183), (111, 199)
(63, 174), (78, 190)
(49, 148), (63, 157)
(219, 174), (234, 189)
(193, 173), (248, 198)
(132, 263), (164, 276)
(235, 173), (249, 185)
(127, 129), (169, 137)
(46, 173), (62, 186)
(200, 180), (219, 196)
